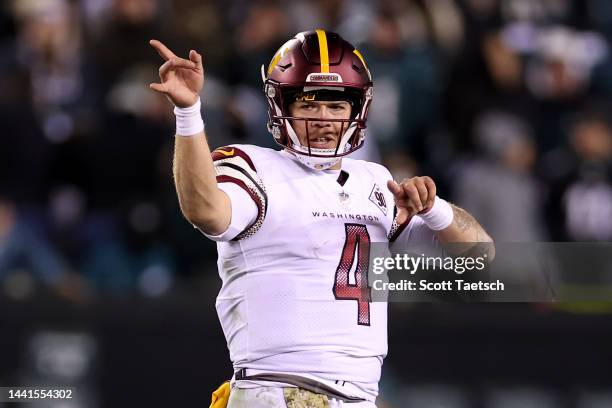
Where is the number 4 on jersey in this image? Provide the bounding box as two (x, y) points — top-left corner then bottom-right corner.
(333, 223), (372, 326)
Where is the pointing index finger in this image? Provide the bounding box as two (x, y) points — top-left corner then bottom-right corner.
(149, 39), (177, 61)
(190, 49), (202, 64)
(423, 176), (437, 207)
(387, 180), (402, 197)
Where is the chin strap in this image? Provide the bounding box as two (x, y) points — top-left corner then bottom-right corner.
(291, 150), (341, 170)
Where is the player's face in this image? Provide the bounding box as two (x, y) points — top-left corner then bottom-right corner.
(289, 100), (352, 150)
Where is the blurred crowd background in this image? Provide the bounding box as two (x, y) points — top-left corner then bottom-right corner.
(1, 0), (612, 407)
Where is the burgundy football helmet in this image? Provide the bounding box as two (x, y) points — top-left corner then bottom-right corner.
(262, 29), (373, 169)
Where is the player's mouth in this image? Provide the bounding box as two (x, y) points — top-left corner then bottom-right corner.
(308, 135), (337, 149)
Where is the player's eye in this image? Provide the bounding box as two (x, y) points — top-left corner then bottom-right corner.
(298, 103), (316, 110)
(328, 103), (349, 112)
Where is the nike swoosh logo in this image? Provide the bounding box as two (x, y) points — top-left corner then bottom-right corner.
(217, 148), (234, 156)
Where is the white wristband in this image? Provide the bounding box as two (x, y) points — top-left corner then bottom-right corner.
(174, 98), (204, 136)
(418, 196), (454, 230)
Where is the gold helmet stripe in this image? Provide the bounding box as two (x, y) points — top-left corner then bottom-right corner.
(315, 29), (330, 73)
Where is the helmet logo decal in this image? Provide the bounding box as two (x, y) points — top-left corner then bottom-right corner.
(353, 49), (372, 81)
(267, 52), (282, 76)
(315, 29), (330, 73)
(306, 73), (343, 82)
(353, 49), (368, 69)
(267, 41), (292, 76)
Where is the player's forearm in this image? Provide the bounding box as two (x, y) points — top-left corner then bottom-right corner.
(435, 204), (495, 259)
(173, 133), (230, 234)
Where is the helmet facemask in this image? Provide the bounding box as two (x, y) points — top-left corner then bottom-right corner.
(264, 81), (372, 170)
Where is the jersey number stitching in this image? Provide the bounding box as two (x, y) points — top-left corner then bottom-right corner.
(333, 223), (372, 326)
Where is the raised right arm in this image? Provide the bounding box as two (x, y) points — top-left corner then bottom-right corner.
(149, 39), (230, 235)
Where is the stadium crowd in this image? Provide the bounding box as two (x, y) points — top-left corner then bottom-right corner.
(0, 0), (611, 300)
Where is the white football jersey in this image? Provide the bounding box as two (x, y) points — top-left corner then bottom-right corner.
(204, 144), (433, 401)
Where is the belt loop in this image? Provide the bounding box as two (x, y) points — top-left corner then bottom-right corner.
(236, 368), (247, 380)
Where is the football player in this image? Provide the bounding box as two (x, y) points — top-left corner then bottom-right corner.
(150, 30), (494, 408)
